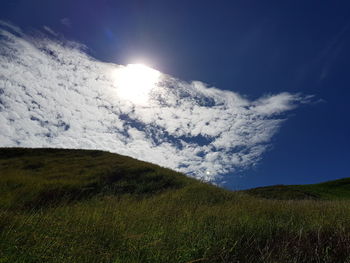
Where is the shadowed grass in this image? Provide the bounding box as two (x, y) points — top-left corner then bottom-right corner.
(245, 177), (350, 201)
(0, 148), (191, 209)
(1, 148), (350, 262)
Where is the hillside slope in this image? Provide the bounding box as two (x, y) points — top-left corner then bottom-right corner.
(0, 147), (197, 209)
(245, 177), (350, 200)
(1, 148), (350, 263)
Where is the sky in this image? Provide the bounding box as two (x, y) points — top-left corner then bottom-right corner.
(0, 0), (349, 189)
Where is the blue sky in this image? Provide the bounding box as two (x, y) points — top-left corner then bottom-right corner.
(1, 0), (350, 189)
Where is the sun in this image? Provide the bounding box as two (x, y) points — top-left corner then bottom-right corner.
(114, 64), (161, 105)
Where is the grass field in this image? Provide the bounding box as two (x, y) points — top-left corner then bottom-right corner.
(246, 177), (350, 200)
(1, 148), (350, 262)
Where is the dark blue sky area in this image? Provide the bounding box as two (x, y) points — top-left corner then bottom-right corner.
(1, 0), (350, 189)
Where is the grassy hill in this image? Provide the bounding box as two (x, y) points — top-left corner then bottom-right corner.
(1, 148), (350, 262)
(0, 148), (194, 210)
(245, 178), (350, 200)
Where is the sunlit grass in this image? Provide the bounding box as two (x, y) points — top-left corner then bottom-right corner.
(1, 148), (350, 262)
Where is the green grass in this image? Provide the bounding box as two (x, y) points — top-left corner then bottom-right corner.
(245, 177), (350, 201)
(1, 148), (350, 262)
(0, 148), (191, 209)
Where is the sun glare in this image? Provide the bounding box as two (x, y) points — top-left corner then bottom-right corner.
(114, 64), (161, 105)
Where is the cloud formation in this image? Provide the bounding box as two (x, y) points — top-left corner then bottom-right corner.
(0, 22), (309, 182)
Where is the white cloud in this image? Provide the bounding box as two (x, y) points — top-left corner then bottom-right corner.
(0, 23), (310, 182)
(43, 26), (59, 37)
